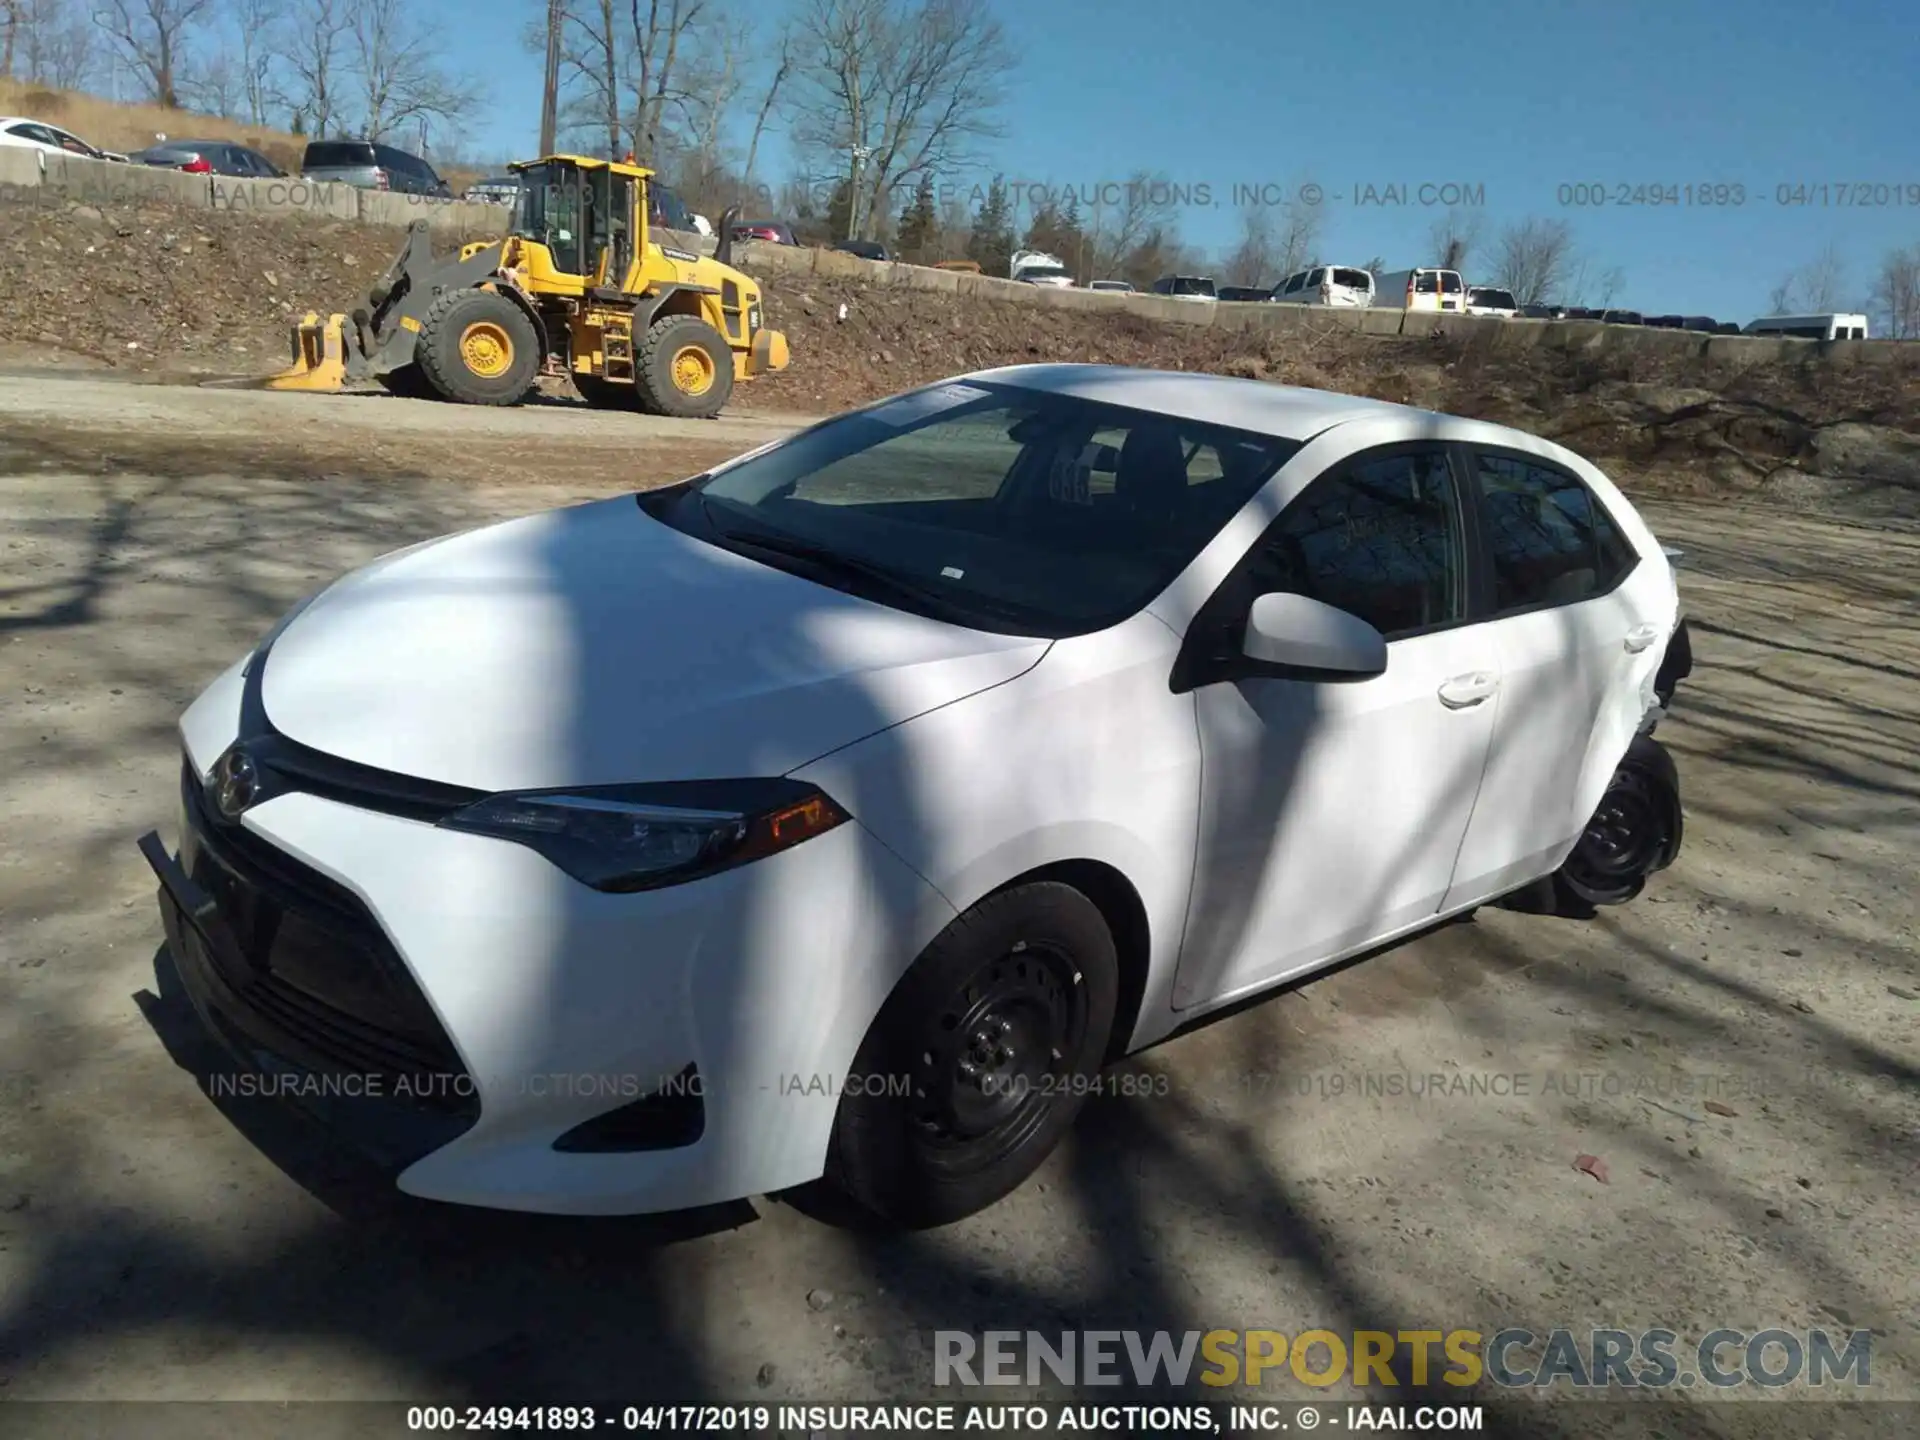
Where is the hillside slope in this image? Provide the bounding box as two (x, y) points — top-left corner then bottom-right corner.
(1, 194), (1914, 520)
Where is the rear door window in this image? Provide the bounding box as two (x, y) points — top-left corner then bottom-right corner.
(1440, 272), (1464, 293)
(1414, 272), (1438, 293)
(304, 142), (375, 168)
(1470, 452), (1638, 611)
(1333, 268), (1371, 289)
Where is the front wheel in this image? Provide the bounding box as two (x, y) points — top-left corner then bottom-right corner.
(415, 288), (541, 406)
(1553, 733), (1683, 911)
(633, 314), (735, 418)
(825, 882), (1118, 1228)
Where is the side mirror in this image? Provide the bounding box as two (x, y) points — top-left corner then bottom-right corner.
(716, 204), (741, 268)
(1241, 592), (1387, 678)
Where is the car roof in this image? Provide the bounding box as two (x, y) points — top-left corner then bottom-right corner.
(962, 364), (1433, 438)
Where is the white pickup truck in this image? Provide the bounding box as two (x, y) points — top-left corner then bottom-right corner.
(1010, 250), (1074, 287)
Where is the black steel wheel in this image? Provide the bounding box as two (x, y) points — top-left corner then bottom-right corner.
(826, 881), (1117, 1228)
(1554, 734), (1683, 910)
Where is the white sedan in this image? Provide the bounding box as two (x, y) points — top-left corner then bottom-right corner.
(138, 366), (1690, 1228)
(0, 116), (127, 162)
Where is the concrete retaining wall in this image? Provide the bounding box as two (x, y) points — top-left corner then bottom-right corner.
(208, 175), (359, 221)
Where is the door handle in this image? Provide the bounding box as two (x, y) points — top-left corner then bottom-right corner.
(1624, 623), (1662, 653)
(1438, 672), (1498, 708)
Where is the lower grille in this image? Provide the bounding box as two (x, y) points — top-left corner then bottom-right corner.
(180, 760), (477, 1115)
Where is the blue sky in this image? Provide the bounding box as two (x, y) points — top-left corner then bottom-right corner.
(451, 0), (1918, 321)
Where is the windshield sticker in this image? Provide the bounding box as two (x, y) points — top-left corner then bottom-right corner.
(941, 566), (965, 579)
(864, 382), (992, 428)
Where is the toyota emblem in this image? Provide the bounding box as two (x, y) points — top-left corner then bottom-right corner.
(213, 746), (260, 820)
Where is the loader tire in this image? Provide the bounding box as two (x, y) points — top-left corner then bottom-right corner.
(634, 314), (734, 418)
(416, 289), (539, 406)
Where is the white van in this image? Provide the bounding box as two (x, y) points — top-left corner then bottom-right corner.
(1372, 267), (1466, 312)
(1274, 265), (1375, 307)
(1743, 313), (1868, 340)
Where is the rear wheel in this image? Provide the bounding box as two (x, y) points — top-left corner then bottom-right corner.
(1553, 734), (1683, 911)
(633, 314), (734, 418)
(415, 289), (540, 406)
(825, 881), (1118, 1229)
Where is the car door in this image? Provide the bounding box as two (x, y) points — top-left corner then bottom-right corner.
(1171, 444), (1501, 1010)
(1439, 446), (1656, 908)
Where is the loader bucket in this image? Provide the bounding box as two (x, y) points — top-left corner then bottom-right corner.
(263, 311), (350, 392)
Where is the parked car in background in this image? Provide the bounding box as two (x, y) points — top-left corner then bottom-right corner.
(1565, 307), (1601, 320)
(1678, 316), (1721, 332)
(301, 138), (450, 196)
(1087, 280), (1135, 293)
(1465, 286), (1519, 317)
(1011, 250), (1074, 287)
(129, 139), (286, 177)
(1520, 304), (1568, 319)
(462, 175), (522, 204)
(1744, 313), (1869, 340)
(1714, 322), (1742, 335)
(1151, 275), (1217, 300)
(1600, 310), (1644, 326)
(1218, 285), (1274, 303)
(0, 116), (126, 162)
(650, 184), (696, 234)
(690, 214), (714, 237)
(732, 220), (800, 246)
(1276, 266), (1375, 307)
(1644, 315), (1684, 329)
(1371, 268), (1464, 312)
(136, 363), (1690, 1229)
(836, 240), (889, 262)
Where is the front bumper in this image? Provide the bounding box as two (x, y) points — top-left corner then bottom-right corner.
(145, 676), (953, 1215)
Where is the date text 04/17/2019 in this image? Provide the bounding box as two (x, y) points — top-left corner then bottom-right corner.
(1555, 181), (1920, 207)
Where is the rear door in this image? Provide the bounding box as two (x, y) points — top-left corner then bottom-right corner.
(1440, 445), (1663, 908)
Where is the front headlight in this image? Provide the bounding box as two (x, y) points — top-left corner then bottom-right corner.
(437, 779), (850, 892)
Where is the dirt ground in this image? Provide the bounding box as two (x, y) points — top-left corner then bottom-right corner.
(0, 377), (1915, 1435)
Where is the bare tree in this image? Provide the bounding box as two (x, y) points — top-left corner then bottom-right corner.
(558, 0), (620, 157)
(278, 0), (348, 135)
(1270, 188), (1322, 280)
(1561, 256), (1624, 308)
(12, 0), (99, 86)
(229, 0), (280, 123)
(629, 0), (711, 166)
(95, 0), (212, 106)
(181, 44), (241, 113)
(1426, 205), (1485, 272)
(1220, 206), (1276, 287)
(739, 19), (793, 204)
(1768, 242), (1848, 314)
(348, 0), (475, 142)
(1080, 171), (1178, 279)
(790, 0), (1015, 241)
(1869, 244), (1920, 339)
(1491, 217), (1575, 305)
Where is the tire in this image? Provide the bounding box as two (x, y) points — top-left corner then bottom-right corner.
(825, 881), (1119, 1229)
(1552, 734), (1683, 912)
(633, 313), (735, 419)
(415, 288), (541, 406)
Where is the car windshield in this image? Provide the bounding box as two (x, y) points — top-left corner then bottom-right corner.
(644, 383), (1300, 637)
(1168, 277), (1214, 296)
(303, 142), (375, 167)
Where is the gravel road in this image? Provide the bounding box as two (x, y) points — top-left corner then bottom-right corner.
(0, 376), (1914, 1434)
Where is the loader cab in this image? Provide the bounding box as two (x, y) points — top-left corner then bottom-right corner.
(506, 156), (651, 293)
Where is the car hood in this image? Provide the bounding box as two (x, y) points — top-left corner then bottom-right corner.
(259, 496), (1051, 792)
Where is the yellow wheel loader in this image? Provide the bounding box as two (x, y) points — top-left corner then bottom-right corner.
(266, 155), (789, 418)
